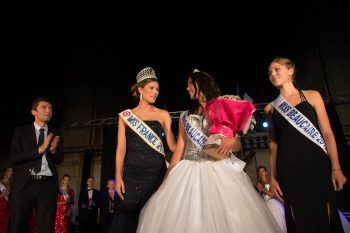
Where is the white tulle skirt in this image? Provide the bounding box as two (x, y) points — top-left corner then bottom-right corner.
(136, 158), (282, 233)
(339, 210), (350, 233)
(265, 199), (287, 233)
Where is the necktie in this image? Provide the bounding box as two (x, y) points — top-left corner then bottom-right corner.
(34, 128), (45, 173)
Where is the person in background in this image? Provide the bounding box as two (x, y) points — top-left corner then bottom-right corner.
(54, 174), (75, 233)
(256, 166), (287, 233)
(78, 176), (100, 233)
(0, 167), (13, 233)
(100, 179), (117, 233)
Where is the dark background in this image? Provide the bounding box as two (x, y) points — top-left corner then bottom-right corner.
(1, 6), (349, 165)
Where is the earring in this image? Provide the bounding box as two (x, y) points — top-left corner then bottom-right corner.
(140, 93), (143, 100)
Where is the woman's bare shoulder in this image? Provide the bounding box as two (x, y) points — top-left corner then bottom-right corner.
(302, 90), (323, 106)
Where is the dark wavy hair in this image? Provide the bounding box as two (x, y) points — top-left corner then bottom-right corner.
(257, 166), (267, 182)
(188, 70), (222, 115)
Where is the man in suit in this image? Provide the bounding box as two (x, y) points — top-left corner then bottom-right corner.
(9, 97), (64, 233)
(78, 176), (101, 233)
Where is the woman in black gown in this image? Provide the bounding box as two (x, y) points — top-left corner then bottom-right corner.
(264, 57), (347, 233)
(108, 67), (177, 233)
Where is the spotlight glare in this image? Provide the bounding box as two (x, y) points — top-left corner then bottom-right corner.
(262, 122), (268, 128)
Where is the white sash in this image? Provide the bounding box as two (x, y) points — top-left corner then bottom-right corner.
(120, 109), (165, 157)
(60, 187), (73, 216)
(180, 111), (208, 149)
(181, 111), (246, 172)
(272, 95), (327, 154)
(60, 187), (69, 201)
(0, 181), (9, 201)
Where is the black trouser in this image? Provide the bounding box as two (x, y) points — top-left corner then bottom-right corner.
(10, 177), (57, 233)
(79, 208), (98, 233)
(102, 212), (114, 233)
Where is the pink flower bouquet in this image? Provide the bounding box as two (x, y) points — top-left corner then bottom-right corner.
(203, 95), (255, 160)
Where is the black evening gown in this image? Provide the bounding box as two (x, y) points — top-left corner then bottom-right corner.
(273, 92), (344, 233)
(108, 121), (167, 233)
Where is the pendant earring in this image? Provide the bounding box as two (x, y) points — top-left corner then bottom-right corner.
(140, 93), (143, 100)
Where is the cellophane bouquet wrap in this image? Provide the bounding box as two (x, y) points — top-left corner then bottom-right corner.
(203, 95), (255, 160)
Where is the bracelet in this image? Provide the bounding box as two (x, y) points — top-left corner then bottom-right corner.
(332, 168), (342, 171)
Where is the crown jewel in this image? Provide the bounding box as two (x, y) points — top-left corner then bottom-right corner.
(136, 67), (157, 83)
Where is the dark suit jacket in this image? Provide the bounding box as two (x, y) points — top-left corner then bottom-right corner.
(9, 123), (64, 192)
(100, 190), (117, 221)
(78, 188), (101, 213)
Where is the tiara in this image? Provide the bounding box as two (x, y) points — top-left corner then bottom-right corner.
(193, 68), (200, 73)
(136, 67), (157, 83)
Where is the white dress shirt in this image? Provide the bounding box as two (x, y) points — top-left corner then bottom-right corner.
(31, 122), (53, 176)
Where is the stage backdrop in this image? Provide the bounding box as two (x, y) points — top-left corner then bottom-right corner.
(100, 125), (117, 190)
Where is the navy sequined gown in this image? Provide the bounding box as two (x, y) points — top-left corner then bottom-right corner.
(108, 121), (167, 233)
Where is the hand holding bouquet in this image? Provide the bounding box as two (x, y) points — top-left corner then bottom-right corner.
(203, 95), (255, 160)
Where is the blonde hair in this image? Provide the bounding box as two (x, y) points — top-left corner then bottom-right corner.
(271, 57), (297, 85)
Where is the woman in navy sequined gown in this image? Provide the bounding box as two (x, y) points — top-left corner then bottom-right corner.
(265, 57), (347, 233)
(108, 67), (176, 233)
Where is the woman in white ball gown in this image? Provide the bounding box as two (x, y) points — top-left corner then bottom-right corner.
(136, 69), (282, 233)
